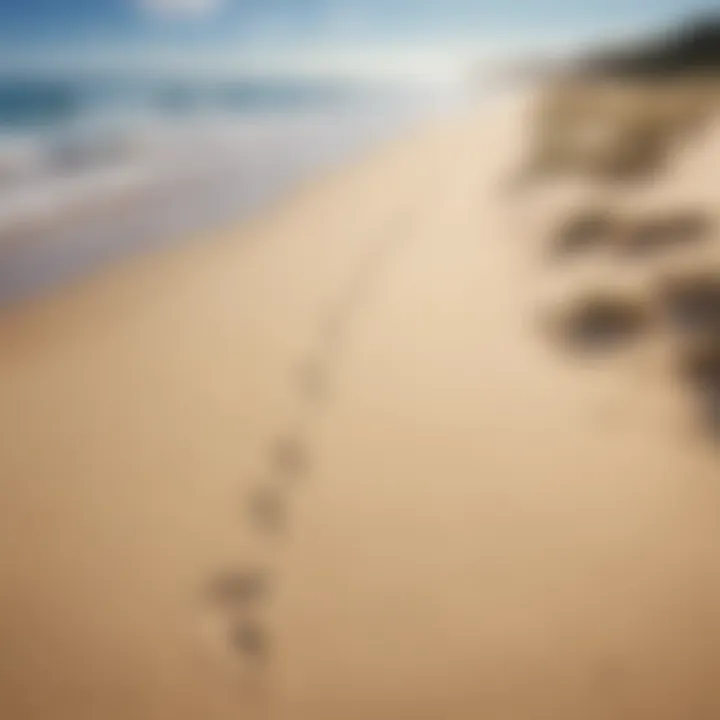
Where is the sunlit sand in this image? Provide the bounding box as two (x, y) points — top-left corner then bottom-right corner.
(2, 87), (720, 719)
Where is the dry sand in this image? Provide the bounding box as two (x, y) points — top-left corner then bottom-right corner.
(2, 95), (720, 720)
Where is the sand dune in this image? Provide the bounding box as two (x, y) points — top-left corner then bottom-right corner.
(1, 94), (720, 719)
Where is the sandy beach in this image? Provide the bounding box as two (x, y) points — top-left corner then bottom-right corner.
(2, 93), (720, 720)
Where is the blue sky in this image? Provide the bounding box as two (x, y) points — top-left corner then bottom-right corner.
(0, 0), (718, 79)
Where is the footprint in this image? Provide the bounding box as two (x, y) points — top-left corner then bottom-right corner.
(547, 291), (651, 353)
(206, 567), (271, 609)
(271, 435), (309, 480)
(620, 211), (711, 257)
(230, 619), (270, 663)
(248, 484), (287, 537)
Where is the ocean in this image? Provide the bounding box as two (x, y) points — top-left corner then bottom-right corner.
(0, 74), (470, 303)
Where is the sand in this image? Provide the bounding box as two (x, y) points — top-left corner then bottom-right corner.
(2, 94), (720, 720)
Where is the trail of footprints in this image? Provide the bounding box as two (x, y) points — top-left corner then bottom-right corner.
(199, 230), (410, 676)
(541, 202), (720, 436)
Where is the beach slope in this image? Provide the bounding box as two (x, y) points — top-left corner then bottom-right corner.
(2, 97), (720, 720)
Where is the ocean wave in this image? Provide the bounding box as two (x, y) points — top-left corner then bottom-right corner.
(0, 76), (469, 301)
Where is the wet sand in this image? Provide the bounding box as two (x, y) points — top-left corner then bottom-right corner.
(2, 96), (720, 719)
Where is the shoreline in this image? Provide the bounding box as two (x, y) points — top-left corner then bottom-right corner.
(3, 90), (720, 720)
(0, 89), (475, 307)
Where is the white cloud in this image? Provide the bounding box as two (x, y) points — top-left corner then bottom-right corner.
(138, 0), (225, 19)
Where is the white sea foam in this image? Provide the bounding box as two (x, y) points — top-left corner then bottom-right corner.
(0, 79), (472, 301)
